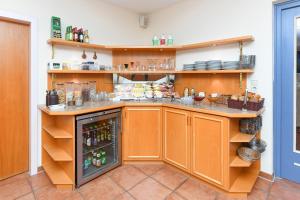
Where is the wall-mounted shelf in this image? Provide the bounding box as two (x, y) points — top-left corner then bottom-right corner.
(47, 69), (253, 74)
(47, 35), (254, 52)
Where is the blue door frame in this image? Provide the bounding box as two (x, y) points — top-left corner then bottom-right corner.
(274, 0), (300, 179)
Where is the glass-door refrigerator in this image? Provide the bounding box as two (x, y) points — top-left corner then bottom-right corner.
(76, 108), (121, 187)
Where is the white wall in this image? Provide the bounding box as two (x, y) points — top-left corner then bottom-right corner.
(0, 0), (147, 167)
(145, 0), (274, 174)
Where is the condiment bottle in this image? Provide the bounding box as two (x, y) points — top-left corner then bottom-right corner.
(184, 88), (189, 97)
(167, 35), (174, 46)
(72, 27), (78, 42)
(152, 35), (159, 46)
(83, 30), (89, 43)
(78, 28), (84, 43)
(160, 34), (166, 45)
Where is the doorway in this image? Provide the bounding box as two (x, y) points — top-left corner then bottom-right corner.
(274, 0), (300, 184)
(0, 18), (30, 180)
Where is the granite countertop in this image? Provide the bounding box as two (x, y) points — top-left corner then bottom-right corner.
(39, 99), (264, 118)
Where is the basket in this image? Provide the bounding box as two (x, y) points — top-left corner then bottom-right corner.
(227, 98), (264, 111)
(239, 116), (262, 135)
(237, 147), (261, 162)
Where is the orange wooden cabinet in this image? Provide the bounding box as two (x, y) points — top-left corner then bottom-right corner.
(190, 112), (229, 189)
(163, 108), (191, 172)
(122, 107), (162, 160)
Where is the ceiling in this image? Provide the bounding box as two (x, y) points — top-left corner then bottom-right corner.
(102, 0), (182, 14)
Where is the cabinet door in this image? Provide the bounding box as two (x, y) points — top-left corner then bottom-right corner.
(163, 108), (191, 172)
(123, 107), (162, 160)
(191, 112), (229, 188)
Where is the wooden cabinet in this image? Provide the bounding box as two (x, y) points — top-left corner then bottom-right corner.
(123, 107), (162, 160)
(163, 108), (191, 172)
(190, 112), (229, 189)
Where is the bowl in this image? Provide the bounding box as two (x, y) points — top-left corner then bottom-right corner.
(237, 147), (261, 162)
(207, 95), (220, 104)
(194, 96), (205, 102)
(248, 138), (267, 153)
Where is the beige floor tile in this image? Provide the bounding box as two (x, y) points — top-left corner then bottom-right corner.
(166, 192), (185, 200)
(28, 172), (51, 190)
(110, 165), (147, 190)
(132, 163), (164, 176)
(152, 166), (188, 190)
(0, 172), (29, 186)
(176, 178), (217, 200)
(78, 176), (124, 200)
(16, 192), (35, 200)
(253, 177), (272, 192)
(129, 178), (172, 200)
(0, 179), (32, 200)
(34, 185), (82, 200)
(115, 192), (135, 200)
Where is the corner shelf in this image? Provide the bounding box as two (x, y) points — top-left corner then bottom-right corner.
(230, 156), (252, 167)
(43, 125), (72, 139)
(229, 168), (259, 193)
(47, 35), (254, 52)
(230, 133), (255, 143)
(43, 143), (72, 162)
(43, 162), (73, 185)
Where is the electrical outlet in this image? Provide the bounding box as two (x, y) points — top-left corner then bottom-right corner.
(250, 80), (258, 93)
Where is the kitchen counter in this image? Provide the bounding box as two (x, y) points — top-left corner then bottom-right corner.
(39, 99), (264, 118)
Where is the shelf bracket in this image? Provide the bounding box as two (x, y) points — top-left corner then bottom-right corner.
(239, 73), (243, 89)
(239, 42), (243, 61)
(51, 44), (55, 59)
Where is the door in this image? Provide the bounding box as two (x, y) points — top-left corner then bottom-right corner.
(0, 19), (29, 179)
(275, 1), (300, 183)
(163, 108), (190, 172)
(190, 112), (228, 188)
(123, 107), (162, 160)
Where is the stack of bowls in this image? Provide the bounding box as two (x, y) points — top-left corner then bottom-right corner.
(207, 60), (222, 70)
(222, 61), (240, 70)
(183, 64), (195, 71)
(194, 61), (207, 70)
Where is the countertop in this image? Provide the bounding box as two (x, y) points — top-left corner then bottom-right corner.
(39, 99), (264, 118)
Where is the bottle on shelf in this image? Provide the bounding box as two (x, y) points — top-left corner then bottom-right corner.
(160, 34), (166, 46)
(167, 35), (174, 46)
(96, 152), (102, 167)
(92, 151), (97, 166)
(100, 150), (107, 165)
(86, 131), (91, 147)
(152, 35), (159, 46)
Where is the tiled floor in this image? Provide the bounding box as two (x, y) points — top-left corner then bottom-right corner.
(1, 163), (300, 200)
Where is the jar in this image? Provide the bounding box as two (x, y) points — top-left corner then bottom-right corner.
(89, 81), (97, 102)
(55, 83), (65, 104)
(65, 82), (74, 106)
(73, 83), (83, 106)
(81, 82), (90, 103)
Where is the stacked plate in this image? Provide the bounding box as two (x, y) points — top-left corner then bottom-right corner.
(222, 61), (240, 70)
(194, 61), (207, 70)
(183, 64), (195, 71)
(207, 60), (222, 70)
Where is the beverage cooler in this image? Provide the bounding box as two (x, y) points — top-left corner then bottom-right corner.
(76, 109), (121, 187)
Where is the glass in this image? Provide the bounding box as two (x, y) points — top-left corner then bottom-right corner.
(296, 18), (300, 151)
(81, 118), (117, 178)
(65, 82), (74, 106)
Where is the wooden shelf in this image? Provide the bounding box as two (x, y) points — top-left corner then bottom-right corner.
(47, 38), (106, 50)
(230, 133), (255, 143)
(230, 156), (252, 167)
(43, 143), (72, 161)
(43, 162), (73, 185)
(179, 35), (254, 51)
(230, 168), (259, 192)
(43, 125), (72, 139)
(48, 69), (253, 74)
(48, 35), (254, 51)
